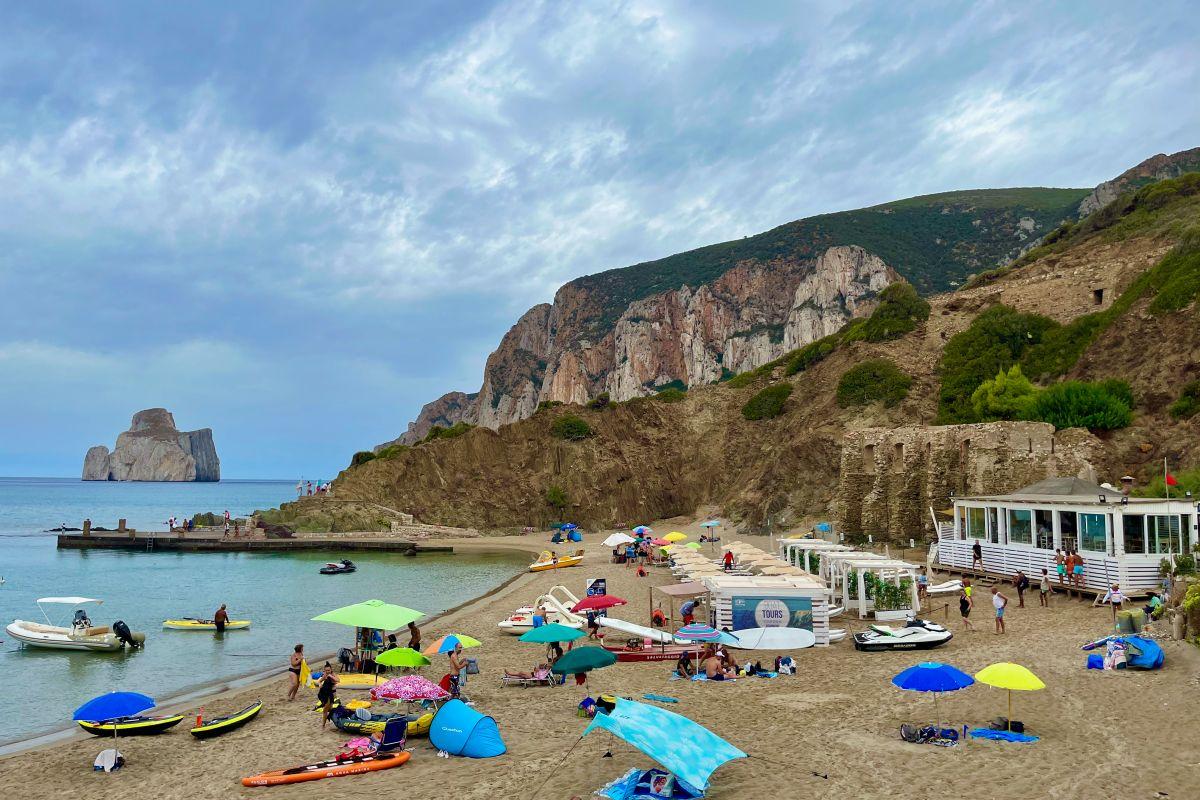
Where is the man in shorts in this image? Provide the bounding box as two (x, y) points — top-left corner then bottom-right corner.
(1039, 568), (1051, 607)
(991, 587), (1010, 634)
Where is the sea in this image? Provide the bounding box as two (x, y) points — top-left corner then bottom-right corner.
(0, 477), (527, 743)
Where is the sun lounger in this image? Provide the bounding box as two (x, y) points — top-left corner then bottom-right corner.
(501, 668), (554, 688)
(926, 580), (963, 596)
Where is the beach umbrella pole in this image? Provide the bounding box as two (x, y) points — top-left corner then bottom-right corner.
(1007, 690), (1012, 732)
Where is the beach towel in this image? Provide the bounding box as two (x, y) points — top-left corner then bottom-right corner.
(969, 728), (1039, 743)
(93, 749), (124, 773)
(642, 693), (679, 704)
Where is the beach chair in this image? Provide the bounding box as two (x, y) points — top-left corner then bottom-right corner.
(500, 667), (555, 688)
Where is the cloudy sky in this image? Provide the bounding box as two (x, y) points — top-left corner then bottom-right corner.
(2, 1), (1197, 478)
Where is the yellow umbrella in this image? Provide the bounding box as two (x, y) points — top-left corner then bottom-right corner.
(974, 663), (1045, 731)
(664, 532), (688, 543)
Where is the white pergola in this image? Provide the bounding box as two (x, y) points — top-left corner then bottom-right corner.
(836, 557), (922, 619)
(778, 539), (856, 573)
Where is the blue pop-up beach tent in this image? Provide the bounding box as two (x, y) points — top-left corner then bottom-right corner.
(584, 698), (746, 792)
(430, 699), (506, 758)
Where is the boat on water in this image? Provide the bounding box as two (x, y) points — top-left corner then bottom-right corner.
(528, 549), (583, 572)
(164, 617), (251, 631)
(852, 619), (952, 652)
(320, 559), (357, 575)
(6, 597), (145, 652)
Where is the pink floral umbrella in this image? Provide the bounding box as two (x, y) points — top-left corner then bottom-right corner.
(369, 675), (449, 703)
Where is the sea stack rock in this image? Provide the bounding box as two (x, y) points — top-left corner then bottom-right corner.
(82, 408), (220, 482)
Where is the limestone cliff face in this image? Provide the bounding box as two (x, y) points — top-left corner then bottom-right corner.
(377, 391), (479, 448)
(402, 245), (898, 436)
(82, 408), (220, 481)
(1077, 147), (1200, 216)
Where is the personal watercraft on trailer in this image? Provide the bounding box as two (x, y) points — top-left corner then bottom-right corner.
(164, 617), (251, 631)
(242, 751), (410, 786)
(190, 701), (263, 738)
(78, 714), (185, 736)
(320, 560), (356, 575)
(6, 597), (145, 652)
(853, 619), (952, 652)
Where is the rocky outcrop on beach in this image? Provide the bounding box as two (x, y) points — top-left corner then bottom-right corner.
(82, 408), (220, 482)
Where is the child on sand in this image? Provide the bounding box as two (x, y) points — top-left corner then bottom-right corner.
(1095, 583), (1123, 623)
(959, 584), (975, 631)
(992, 587), (1009, 634)
(1039, 568), (1050, 607)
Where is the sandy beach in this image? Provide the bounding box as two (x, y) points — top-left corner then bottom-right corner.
(3, 519), (1197, 800)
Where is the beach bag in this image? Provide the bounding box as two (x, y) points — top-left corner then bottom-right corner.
(466, 657), (480, 675)
(1086, 654), (1104, 670)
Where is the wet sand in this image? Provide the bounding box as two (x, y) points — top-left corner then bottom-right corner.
(2, 521), (1196, 800)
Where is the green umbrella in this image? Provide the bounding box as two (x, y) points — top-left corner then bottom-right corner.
(376, 647), (431, 668)
(311, 599), (424, 630)
(684, 542), (702, 550)
(551, 646), (617, 675)
(518, 623), (586, 644)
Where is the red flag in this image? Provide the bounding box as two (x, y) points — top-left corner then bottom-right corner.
(1166, 473), (1179, 487)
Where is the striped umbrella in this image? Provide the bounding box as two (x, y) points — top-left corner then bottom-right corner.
(423, 633), (481, 656)
(676, 624), (739, 645)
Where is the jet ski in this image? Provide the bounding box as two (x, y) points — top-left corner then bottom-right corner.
(853, 619), (952, 652)
(319, 559), (356, 575)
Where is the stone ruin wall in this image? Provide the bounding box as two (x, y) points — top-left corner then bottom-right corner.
(836, 422), (1100, 542)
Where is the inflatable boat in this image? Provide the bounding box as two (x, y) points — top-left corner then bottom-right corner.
(164, 617), (251, 631)
(853, 619), (952, 652)
(7, 597), (144, 652)
(78, 714), (185, 736)
(331, 707), (433, 737)
(320, 560), (356, 575)
(190, 701), (262, 738)
(242, 751), (410, 786)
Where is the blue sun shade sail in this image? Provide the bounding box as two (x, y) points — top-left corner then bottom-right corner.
(891, 662), (974, 693)
(585, 698), (746, 790)
(73, 691), (156, 722)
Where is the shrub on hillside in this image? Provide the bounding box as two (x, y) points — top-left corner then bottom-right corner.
(654, 387), (687, 403)
(422, 422), (474, 443)
(1029, 381), (1132, 431)
(936, 305), (1056, 423)
(350, 450), (376, 468)
(536, 400), (563, 412)
(741, 383), (793, 420)
(970, 365), (1038, 421)
(725, 371), (762, 389)
(1147, 228), (1200, 314)
(1169, 380), (1200, 419)
(376, 444), (410, 459)
(842, 283), (931, 343)
(586, 392), (611, 410)
(545, 485), (569, 510)
(784, 332), (841, 376)
(551, 413), (594, 440)
(837, 359), (912, 408)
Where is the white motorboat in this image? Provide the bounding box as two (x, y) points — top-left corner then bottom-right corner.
(852, 619), (952, 652)
(6, 597), (145, 652)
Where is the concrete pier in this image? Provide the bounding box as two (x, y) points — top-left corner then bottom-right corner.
(56, 530), (453, 555)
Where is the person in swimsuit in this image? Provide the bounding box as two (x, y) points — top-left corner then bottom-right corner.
(406, 621), (421, 652)
(287, 644), (304, 701)
(1072, 551), (1085, 589)
(1054, 549), (1067, 589)
(317, 662), (339, 727)
(449, 643), (469, 687)
(213, 604), (229, 634)
(1095, 583), (1123, 623)
(959, 585), (975, 631)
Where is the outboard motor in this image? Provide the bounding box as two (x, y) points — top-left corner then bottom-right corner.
(112, 619), (143, 649)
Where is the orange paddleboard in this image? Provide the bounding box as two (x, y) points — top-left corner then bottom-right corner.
(241, 750), (410, 786)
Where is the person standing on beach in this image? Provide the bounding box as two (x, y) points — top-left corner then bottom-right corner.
(991, 587), (1009, 634)
(959, 584), (975, 631)
(1054, 549), (1067, 589)
(1095, 583), (1123, 623)
(1039, 568), (1051, 607)
(407, 621), (421, 651)
(317, 663), (339, 728)
(1072, 551), (1085, 591)
(213, 604), (229, 634)
(722, 550), (734, 572)
(971, 539), (983, 572)
(1014, 570), (1029, 608)
(287, 644), (304, 701)
(448, 642), (469, 688)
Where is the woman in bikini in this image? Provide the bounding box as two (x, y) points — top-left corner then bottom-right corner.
(287, 644), (304, 701)
(317, 662), (339, 727)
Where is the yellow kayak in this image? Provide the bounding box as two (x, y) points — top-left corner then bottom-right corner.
(529, 549), (583, 572)
(163, 618), (251, 631)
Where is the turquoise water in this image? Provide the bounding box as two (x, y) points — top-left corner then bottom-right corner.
(0, 478), (525, 742)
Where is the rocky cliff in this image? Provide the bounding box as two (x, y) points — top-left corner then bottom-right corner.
(1077, 147), (1200, 216)
(82, 408), (220, 482)
(390, 185), (1089, 440)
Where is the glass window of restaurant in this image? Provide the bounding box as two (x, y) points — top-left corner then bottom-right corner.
(966, 507), (987, 539)
(987, 507), (1000, 543)
(1122, 514), (1147, 554)
(1008, 509), (1033, 545)
(1079, 512), (1107, 552)
(1150, 515), (1185, 554)
(1058, 511), (1078, 551)
(1034, 509), (1054, 550)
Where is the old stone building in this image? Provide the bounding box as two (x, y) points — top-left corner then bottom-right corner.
(836, 422), (1100, 542)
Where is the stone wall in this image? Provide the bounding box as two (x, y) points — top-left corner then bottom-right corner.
(836, 422), (1100, 542)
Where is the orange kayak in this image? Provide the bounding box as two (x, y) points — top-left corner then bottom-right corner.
(241, 751), (410, 786)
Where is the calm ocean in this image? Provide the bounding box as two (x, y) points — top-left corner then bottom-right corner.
(0, 478), (525, 742)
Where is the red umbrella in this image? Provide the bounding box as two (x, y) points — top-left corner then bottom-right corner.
(572, 595), (627, 613)
(650, 538), (670, 546)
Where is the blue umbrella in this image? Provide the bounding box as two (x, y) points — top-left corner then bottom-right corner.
(892, 662), (974, 733)
(560, 523), (578, 531)
(73, 691), (156, 722)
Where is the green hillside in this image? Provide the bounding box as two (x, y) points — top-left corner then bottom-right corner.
(572, 187), (1088, 334)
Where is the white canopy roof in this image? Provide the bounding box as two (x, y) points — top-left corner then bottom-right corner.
(37, 597), (102, 605)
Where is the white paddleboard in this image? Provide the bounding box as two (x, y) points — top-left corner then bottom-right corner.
(728, 627), (816, 650)
(597, 616), (685, 645)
